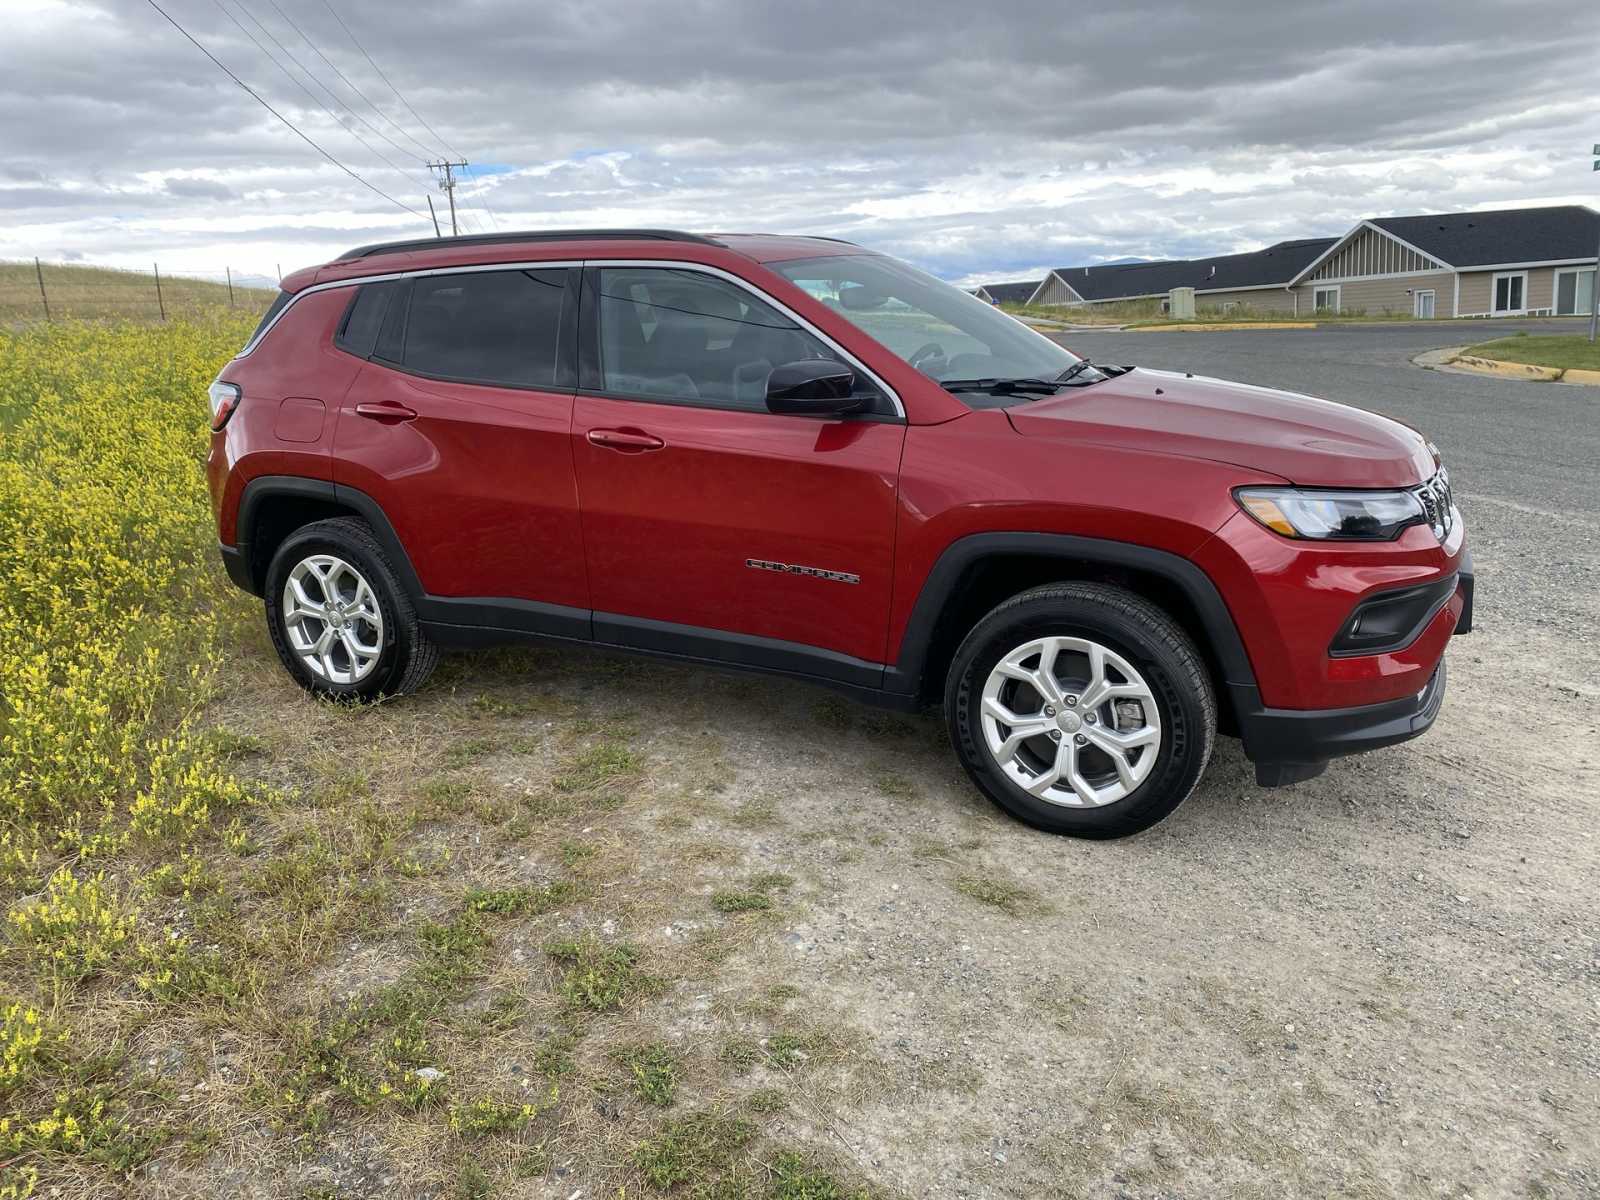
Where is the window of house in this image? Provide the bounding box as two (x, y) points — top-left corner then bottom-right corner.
(595, 267), (880, 413)
(1492, 272), (1527, 315)
(400, 269), (568, 387)
(1313, 286), (1340, 313)
(1555, 267), (1596, 317)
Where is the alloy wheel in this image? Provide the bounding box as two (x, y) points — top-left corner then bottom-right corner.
(978, 635), (1162, 807)
(281, 554), (385, 684)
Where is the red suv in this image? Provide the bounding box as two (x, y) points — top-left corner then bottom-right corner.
(207, 230), (1472, 838)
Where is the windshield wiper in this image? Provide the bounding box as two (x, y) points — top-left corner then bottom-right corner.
(940, 376), (1070, 396)
(940, 360), (1108, 397)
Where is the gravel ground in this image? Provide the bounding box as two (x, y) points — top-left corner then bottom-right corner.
(176, 320), (1598, 1199)
(672, 322), (1600, 1197)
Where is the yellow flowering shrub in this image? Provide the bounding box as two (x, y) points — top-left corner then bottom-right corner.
(0, 316), (257, 1182)
(7, 870), (135, 985)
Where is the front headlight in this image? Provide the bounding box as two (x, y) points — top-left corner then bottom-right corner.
(1235, 486), (1425, 541)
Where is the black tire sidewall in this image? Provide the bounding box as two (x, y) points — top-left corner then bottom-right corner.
(947, 593), (1210, 838)
(264, 525), (412, 700)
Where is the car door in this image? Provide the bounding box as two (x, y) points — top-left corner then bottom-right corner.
(331, 266), (589, 628)
(572, 264), (906, 682)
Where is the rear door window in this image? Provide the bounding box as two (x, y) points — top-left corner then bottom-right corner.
(400, 269), (569, 388)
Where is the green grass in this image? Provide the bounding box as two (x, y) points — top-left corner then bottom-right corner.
(1002, 299), (1433, 328)
(1463, 333), (1600, 372)
(0, 260), (274, 323)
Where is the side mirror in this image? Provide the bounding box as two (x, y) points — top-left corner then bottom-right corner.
(765, 360), (863, 416)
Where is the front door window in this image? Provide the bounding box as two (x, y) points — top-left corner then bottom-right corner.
(1414, 290), (1435, 319)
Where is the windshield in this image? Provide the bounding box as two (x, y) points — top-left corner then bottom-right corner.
(771, 253), (1090, 404)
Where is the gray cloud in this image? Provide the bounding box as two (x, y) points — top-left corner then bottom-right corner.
(2, 0), (1596, 282)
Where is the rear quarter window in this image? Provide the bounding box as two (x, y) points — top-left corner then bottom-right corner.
(244, 290), (291, 350)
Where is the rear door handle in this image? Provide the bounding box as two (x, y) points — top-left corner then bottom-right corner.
(587, 428), (665, 453)
(355, 401), (417, 423)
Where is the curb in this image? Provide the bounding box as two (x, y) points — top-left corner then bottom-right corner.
(1126, 321), (1316, 333)
(1442, 352), (1600, 386)
(1451, 354), (1562, 382)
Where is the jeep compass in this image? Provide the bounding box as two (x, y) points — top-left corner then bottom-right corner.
(207, 229), (1473, 838)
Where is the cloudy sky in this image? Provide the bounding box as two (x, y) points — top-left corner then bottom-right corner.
(4, 0), (1598, 287)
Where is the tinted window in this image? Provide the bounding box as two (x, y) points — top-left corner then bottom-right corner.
(596, 267), (871, 412)
(245, 290), (291, 349)
(335, 281), (394, 358)
(402, 269), (567, 387)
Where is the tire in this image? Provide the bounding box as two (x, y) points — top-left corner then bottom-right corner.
(264, 517), (439, 701)
(944, 582), (1215, 839)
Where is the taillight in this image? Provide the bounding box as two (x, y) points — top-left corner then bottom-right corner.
(208, 380), (241, 430)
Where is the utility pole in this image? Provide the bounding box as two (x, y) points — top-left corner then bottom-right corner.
(1590, 144), (1599, 343)
(426, 194), (442, 237)
(427, 159), (468, 236)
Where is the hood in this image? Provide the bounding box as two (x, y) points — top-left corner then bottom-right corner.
(1005, 368), (1436, 487)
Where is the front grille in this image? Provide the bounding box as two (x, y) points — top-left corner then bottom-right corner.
(1411, 468), (1454, 542)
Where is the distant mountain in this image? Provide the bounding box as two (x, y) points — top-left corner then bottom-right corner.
(1097, 257), (1151, 266)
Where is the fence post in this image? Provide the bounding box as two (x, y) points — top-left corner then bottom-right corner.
(34, 258), (51, 322)
(226, 266), (235, 308)
(153, 262), (167, 322)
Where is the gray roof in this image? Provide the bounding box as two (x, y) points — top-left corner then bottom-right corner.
(1049, 237), (1335, 302)
(1368, 205), (1600, 268)
(979, 279), (1044, 304)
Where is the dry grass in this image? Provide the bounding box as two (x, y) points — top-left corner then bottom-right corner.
(0, 260), (274, 324)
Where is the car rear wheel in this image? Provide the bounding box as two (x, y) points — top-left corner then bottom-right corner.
(945, 582), (1215, 838)
(264, 517), (438, 700)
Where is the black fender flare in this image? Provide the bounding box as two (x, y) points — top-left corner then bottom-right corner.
(233, 475), (425, 599)
(882, 531), (1258, 699)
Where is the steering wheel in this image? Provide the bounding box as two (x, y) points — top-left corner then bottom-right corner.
(907, 341), (947, 373)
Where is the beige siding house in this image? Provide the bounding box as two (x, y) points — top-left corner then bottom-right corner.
(1027, 239), (1335, 312)
(1019, 205), (1598, 320)
(1286, 206), (1599, 319)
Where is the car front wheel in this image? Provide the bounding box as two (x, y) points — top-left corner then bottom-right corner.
(945, 582), (1215, 838)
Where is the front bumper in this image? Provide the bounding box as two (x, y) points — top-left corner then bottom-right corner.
(1235, 659), (1448, 786)
(1236, 547), (1472, 787)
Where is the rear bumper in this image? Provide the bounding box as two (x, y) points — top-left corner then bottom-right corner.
(219, 541), (259, 596)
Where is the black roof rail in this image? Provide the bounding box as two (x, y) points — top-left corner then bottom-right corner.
(336, 229), (723, 261)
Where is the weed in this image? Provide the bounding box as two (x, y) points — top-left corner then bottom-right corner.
(613, 1041), (681, 1105)
(633, 1110), (756, 1190)
(952, 871), (1046, 917)
(8, 868), (135, 985)
(553, 741), (639, 794)
(546, 936), (656, 1012)
(465, 879), (579, 916)
(447, 1094), (545, 1135)
(712, 889), (771, 913)
(769, 1151), (875, 1200)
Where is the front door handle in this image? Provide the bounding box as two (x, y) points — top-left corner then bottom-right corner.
(355, 401), (418, 423)
(587, 428), (665, 453)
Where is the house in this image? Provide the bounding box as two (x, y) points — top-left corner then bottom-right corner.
(971, 279), (1043, 306)
(1026, 205), (1599, 318)
(1287, 205), (1599, 318)
(1027, 238), (1335, 314)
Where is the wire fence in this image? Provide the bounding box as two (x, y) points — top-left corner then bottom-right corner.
(1, 259), (280, 324)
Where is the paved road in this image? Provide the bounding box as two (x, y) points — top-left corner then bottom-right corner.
(1050, 320), (1600, 690)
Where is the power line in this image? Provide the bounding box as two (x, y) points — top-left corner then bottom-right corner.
(317, 0), (502, 231)
(320, 0), (457, 158)
(210, 0), (434, 196)
(141, 0), (426, 219)
(230, 0), (433, 178)
(264, 0), (439, 162)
